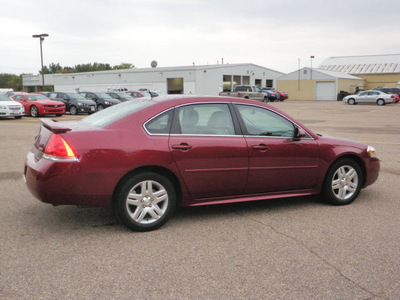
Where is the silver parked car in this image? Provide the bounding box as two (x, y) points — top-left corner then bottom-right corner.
(343, 90), (396, 105)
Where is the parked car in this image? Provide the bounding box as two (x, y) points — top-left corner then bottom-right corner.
(126, 91), (153, 98)
(343, 90), (397, 105)
(79, 92), (121, 110)
(46, 92), (97, 115)
(24, 96), (380, 232)
(373, 87), (400, 97)
(262, 88), (288, 101)
(106, 92), (134, 102)
(0, 94), (24, 119)
(219, 85), (269, 102)
(12, 93), (65, 117)
(261, 88), (278, 102)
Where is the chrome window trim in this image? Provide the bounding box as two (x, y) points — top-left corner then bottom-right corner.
(143, 107), (175, 136)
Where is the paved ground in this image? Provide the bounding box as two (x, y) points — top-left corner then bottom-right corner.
(1, 100), (399, 299)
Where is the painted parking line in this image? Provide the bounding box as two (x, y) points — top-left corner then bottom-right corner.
(359, 141), (400, 145)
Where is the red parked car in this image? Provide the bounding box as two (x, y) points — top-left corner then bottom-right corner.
(12, 93), (65, 117)
(24, 96), (380, 231)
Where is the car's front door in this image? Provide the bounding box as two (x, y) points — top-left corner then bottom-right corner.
(234, 104), (320, 194)
(169, 103), (248, 200)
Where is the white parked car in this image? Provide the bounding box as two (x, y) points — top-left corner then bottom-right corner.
(0, 94), (24, 119)
(343, 90), (396, 106)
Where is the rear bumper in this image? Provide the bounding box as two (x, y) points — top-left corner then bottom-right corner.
(24, 151), (111, 207)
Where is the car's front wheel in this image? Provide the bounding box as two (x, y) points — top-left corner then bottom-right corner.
(348, 98), (356, 105)
(69, 106), (78, 115)
(322, 159), (363, 205)
(115, 172), (176, 231)
(30, 106), (39, 117)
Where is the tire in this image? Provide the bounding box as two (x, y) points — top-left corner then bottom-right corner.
(348, 98), (356, 105)
(69, 106), (78, 115)
(115, 172), (176, 232)
(55, 114), (62, 117)
(322, 159), (363, 205)
(14, 116), (22, 119)
(30, 106), (39, 117)
(98, 104), (104, 111)
(263, 97), (269, 103)
(376, 99), (385, 106)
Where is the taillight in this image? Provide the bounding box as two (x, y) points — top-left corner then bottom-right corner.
(43, 134), (78, 162)
(237, 93), (241, 97)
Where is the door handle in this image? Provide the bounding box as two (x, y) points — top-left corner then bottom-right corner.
(172, 143), (193, 150)
(252, 144), (269, 151)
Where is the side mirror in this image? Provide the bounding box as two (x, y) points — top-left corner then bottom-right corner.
(294, 127), (307, 140)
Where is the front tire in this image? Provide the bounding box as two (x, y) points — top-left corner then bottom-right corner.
(348, 98), (356, 105)
(115, 172), (176, 232)
(69, 106), (78, 115)
(322, 159), (363, 205)
(30, 106), (39, 117)
(263, 97), (269, 103)
(97, 104), (104, 111)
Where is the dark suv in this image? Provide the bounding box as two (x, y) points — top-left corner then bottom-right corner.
(373, 87), (400, 97)
(46, 92), (97, 115)
(79, 92), (121, 110)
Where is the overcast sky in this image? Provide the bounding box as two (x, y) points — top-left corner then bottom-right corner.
(1, 0), (399, 75)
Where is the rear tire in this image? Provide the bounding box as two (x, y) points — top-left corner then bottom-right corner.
(322, 159), (363, 205)
(377, 99), (385, 106)
(115, 172), (176, 232)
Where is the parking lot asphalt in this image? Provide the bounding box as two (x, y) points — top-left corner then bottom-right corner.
(1, 100), (399, 299)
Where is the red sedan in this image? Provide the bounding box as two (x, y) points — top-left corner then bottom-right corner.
(12, 93), (65, 117)
(24, 96), (380, 231)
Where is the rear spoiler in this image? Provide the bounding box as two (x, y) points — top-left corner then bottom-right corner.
(40, 118), (72, 134)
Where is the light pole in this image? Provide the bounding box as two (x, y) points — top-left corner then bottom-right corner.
(310, 55), (315, 80)
(32, 33), (49, 91)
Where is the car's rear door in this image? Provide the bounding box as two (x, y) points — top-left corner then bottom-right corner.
(169, 103), (248, 200)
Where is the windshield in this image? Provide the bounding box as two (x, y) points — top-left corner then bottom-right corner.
(27, 95), (48, 101)
(66, 93), (86, 99)
(81, 99), (156, 127)
(0, 94), (12, 102)
(95, 93), (114, 99)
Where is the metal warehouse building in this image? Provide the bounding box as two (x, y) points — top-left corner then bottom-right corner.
(276, 67), (365, 101)
(319, 54), (400, 90)
(23, 63), (284, 95)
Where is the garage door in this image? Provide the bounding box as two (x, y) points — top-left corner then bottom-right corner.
(316, 81), (336, 101)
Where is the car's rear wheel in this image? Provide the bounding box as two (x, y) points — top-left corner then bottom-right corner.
(115, 172), (176, 232)
(322, 159), (363, 205)
(377, 99), (385, 106)
(69, 106), (78, 115)
(30, 106), (39, 117)
(348, 98), (356, 105)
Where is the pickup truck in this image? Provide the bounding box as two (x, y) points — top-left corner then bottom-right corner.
(219, 85), (269, 102)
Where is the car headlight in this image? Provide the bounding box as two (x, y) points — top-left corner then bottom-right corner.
(0, 105), (6, 109)
(367, 145), (376, 158)
(104, 101), (110, 105)
(77, 102), (83, 106)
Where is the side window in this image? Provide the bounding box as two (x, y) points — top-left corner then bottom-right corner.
(145, 110), (173, 134)
(14, 96), (24, 100)
(174, 104), (235, 135)
(48, 93), (57, 98)
(236, 104), (295, 137)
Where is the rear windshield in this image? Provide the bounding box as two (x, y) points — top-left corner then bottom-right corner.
(81, 99), (156, 127)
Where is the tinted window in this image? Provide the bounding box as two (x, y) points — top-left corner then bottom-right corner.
(81, 99), (156, 127)
(236, 104), (295, 137)
(174, 104), (235, 135)
(145, 110), (173, 134)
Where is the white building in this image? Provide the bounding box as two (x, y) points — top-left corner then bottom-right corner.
(23, 63), (284, 95)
